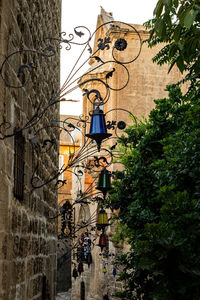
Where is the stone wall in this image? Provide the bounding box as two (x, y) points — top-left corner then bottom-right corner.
(0, 0), (61, 299)
(57, 115), (81, 293)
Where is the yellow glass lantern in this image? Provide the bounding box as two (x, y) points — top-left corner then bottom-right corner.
(97, 209), (108, 229)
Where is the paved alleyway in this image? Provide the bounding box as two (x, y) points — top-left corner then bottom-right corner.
(56, 290), (71, 300)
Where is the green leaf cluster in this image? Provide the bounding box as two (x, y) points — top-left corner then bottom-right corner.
(144, 0), (200, 89)
(108, 85), (200, 299)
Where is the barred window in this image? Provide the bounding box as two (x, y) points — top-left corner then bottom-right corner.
(14, 132), (25, 201)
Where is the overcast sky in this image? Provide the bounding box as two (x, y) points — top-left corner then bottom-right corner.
(60, 0), (158, 115)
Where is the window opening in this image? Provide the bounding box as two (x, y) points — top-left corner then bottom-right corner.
(14, 131), (25, 201)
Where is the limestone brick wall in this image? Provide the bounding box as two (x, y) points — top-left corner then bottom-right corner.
(0, 1), (61, 299)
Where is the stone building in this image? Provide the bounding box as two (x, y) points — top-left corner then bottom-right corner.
(57, 115), (81, 293)
(70, 7), (185, 300)
(0, 1), (61, 299)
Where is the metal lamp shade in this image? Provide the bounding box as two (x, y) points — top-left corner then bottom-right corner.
(85, 107), (112, 151)
(97, 209), (108, 228)
(97, 169), (112, 197)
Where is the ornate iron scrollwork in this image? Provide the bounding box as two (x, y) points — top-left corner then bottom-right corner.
(97, 37), (111, 50)
(0, 21), (141, 191)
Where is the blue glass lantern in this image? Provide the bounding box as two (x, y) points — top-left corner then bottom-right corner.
(85, 107), (112, 151)
(112, 268), (117, 277)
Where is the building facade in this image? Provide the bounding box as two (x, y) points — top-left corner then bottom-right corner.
(57, 115), (81, 293)
(0, 1), (61, 299)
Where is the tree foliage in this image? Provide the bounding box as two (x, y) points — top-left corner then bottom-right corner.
(108, 86), (200, 299)
(107, 1), (200, 299)
(145, 0), (200, 89)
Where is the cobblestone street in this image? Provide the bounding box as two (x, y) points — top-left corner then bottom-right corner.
(56, 291), (71, 300)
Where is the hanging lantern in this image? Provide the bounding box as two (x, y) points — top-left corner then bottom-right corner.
(97, 209), (108, 230)
(85, 107), (112, 151)
(81, 281), (85, 300)
(98, 233), (107, 251)
(72, 267), (78, 280)
(78, 262), (84, 274)
(96, 169), (112, 197)
(112, 268), (117, 277)
(86, 252), (92, 267)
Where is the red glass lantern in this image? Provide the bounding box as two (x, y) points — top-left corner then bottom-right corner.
(98, 233), (107, 251)
(78, 262), (84, 274)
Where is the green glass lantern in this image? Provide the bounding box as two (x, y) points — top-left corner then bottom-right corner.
(96, 169), (112, 197)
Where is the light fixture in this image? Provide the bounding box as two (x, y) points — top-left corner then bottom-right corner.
(78, 262), (84, 274)
(85, 107), (112, 152)
(96, 208), (109, 230)
(98, 233), (107, 251)
(96, 169), (112, 198)
(112, 268), (117, 277)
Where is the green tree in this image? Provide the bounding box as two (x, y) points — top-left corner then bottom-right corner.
(109, 85), (200, 299)
(145, 0), (200, 89)
(108, 1), (200, 299)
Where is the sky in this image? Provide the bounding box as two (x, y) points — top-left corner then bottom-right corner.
(60, 0), (158, 116)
